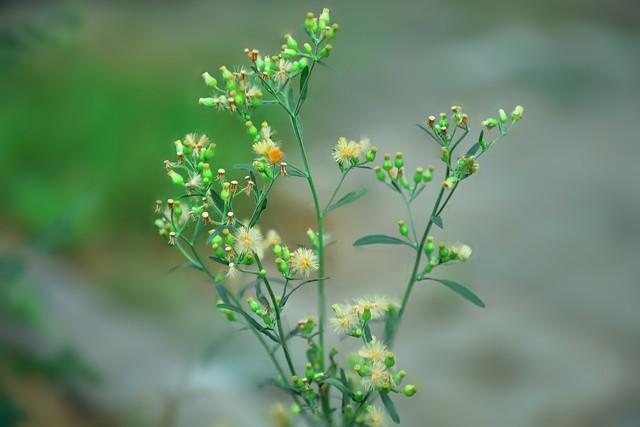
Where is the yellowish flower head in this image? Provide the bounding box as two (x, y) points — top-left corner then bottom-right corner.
(253, 139), (278, 156)
(233, 226), (264, 256)
(360, 361), (394, 392)
(289, 247), (319, 277)
(364, 405), (387, 427)
(330, 304), (359, 335)
(358, 337), (389, 363)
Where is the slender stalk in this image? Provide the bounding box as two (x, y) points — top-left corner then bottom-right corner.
(324, 168), (350, 211)
(254, 255), (297, 376)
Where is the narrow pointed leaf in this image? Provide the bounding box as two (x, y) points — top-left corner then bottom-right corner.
(215, 283), (231, 304)
(286, 164), (307, 178)
(353, 234), (414, 248)
(208, 255), (230, 266)
(216, 303), (279, 342)
(323, 378), (352, 397)
(325, 188), (367, 214)
(379, 392), (400, 424)
(422, 278), (486, 308)
(431, 215), (444, 229)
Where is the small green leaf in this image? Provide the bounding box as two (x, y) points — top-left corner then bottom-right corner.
(422, 278), (486, 308)
(215, 283), (230, 304)
(466, 142), (481, 156)
(379, 392), (400, 424)
(325, 187), (367, 214)
(210, 189), (225, 213)
(216, 303), (279, 342)
(208, 256), (230, 266)
(353, 234), (414, 248)
(299, 65), (310, 104)
(249, 198), (268, 227)
(280, 277), (327, 308)
(431, 215), (443, 229)
(323, 378), (352, 396)
(286, 164), (307, 178)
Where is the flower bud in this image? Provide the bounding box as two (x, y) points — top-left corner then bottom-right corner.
(482, 118), (498, 129)
(282, 246), (291, 261)
(284, 34), (298, 50)
(219, 65), (233, 81)
(422, 166), (433, 183)
(499, 108), (508, 125)
(246, 121), (258, 139)
(398, 220), (409, 237)
(201, 72), (217, 88)
(168, 170), (184, 186)
(443, 176), (459, 189)
(383, 153), (393, 171)
(394, 152), (404, 169)
(273, 244), (283, 257)
(276, 258), (289, 274)
(307, 228), (318, 246)
(440, 147), (450, 163)
(374, 166), (386, 182)
(403, 384), (417, 397)
(319, 44), (332, 58)
(413, 167), (424, 184)
(384, 352), (395, 368)
(198, 97), (216, 107)
(427, 115), (436, 128)
(366, 146), (378, 162)
(303, 42), (313, 53)
(425, 236), (435, 255)
(511, 105), (524, 121)
(362, 305), (372, 322)
(319, 8), (331, 28)
(438, 243), (449, 262)
(401, 177), (411, 190)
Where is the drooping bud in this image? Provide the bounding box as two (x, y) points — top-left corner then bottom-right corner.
(374, 166), (386, 182)
(441, 147), (450, 163)
(422, 166), (433, 183)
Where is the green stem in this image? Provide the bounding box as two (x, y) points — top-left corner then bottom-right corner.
(324, 167), (351, 212)
(388, 185), (445, 348)
(255, 255), (297, 376)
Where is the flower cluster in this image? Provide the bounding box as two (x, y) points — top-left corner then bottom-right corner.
(332, 137), (374, 167)
(152, 6), (524, 427)
(330, 296), (398, 337)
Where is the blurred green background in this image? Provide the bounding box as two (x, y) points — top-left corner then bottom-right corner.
(1, 0), (639, 426)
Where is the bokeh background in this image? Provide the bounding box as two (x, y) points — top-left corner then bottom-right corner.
(1, 0), (639, 426)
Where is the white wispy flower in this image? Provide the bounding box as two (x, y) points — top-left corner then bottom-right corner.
(226, 262), (239, 280)
(186, 173), (203, 190)
(233, 226), (264, 256)
(289, 248), (319, 277)
(330, 304), (359, 335)
(360, 361), (394, 392)
(451, 242), (472, 261)
(358, 337), (390, 363)
(332, 137), (369, 165)
(363, 405), (387, 427)
(265, 229), (281, 246)
(354, 295), (396, 320)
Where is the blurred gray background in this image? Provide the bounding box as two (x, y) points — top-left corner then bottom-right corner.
(1, 0), (639, 426)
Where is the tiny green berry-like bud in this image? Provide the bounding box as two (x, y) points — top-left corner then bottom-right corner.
(441, 147), (450, 163)
(384, 352), (396, 368)
(362, 305), (372, 322)
(366, 146), (378, 162)
(319, 8), (331, 28)
(319, 44), (332, 58)
(422, 166), (433, 182)
(303, 42), (313, 53)
(414, 167), (424, 184)
(401, 177), (411, 190)
(438, 243), (450, 261)
(443, 176), (459, 189)
(201, 72), (217, 88)
(273, 244), (282, 257)
(482, 118), (498, 129)
(394, 152), (404, 168)
(258, 269), (267, 278)
(354, 390), (364, 402)
(499, 108), (508, 125)
(403, 384), (417, 397)
(198, 97), (216, 107)
(511, 105), (524, 121)
(398, 220), (409, 237)
(168, 170), (184, 186)
(284, 33), (298, 50)
(383, 153), (393, 171)
(425, 236), (435, 254)
(374, 166), (386, 182)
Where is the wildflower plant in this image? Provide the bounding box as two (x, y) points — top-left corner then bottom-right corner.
(153, 8), (523, 426)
